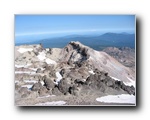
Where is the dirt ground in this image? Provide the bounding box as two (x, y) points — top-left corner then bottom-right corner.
(15, 90), (135, 106)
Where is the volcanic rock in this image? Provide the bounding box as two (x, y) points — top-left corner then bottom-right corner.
(31, 81), (42, 91)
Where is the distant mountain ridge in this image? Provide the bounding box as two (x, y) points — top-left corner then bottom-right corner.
(15, 32), (135, 50)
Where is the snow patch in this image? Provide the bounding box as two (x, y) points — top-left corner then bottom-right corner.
(110, 76), (121, 81)
(35, 101), (66, 106)
(127, 77), (135, 87)
(96, 94), (135, 104)
(15, 71), (36, 74)
(15, 64), (32, 68)
(21, 85), (33, 89)
(110, 76), (135, 87)
(89, 70), (95, 74)
(17, 48), (33, 53)
(29, 68), (38, 71)
(24, 80), (37, 83)
(55, 72), (62, 84)
(37, 51), (46, 61)
(45, 58), (57, 64)
(41, 81), (44, 86)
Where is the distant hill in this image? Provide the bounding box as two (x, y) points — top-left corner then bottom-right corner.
(15, 32), (135, 50)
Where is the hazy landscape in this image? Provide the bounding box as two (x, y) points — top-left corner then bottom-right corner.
(16, 32), (135, 50)
(15, 15), (136, 106)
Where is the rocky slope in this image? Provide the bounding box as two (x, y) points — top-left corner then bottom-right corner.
(103, 47), (135, 69)
(15, 41), (136, 106)
(59, 41), (135, 83)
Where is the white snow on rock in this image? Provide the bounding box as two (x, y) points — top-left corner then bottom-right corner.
(29, 68), (38, 71)
(21, 85), (33, 89)
(55, 72), (62, 84)
(45, 58), (57, 64)
(35, 101), (66, 106)
(37, 52), (57, 65)
(110, 76), (121, 81)
(15, 64), (32, 68)
(89, 70), (95, 74)
(127, 77), (135, 87)
(110, 76), (135, 87)
(96, 94), (135, 104)
(40, 81), (45, 86)
(17, 48), (33, 53)
(15, 71), (36, 74)
(37, 51), (46, 61)
(24, 80), (37, 83)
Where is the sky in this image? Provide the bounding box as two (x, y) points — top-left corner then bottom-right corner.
(15, 15), (135, 42)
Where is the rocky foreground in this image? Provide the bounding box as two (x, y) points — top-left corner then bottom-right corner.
(15, 41), (135, 106)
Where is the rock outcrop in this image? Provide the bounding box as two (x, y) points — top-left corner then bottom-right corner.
(15, 41), (136, 105)
(59, 41), (135, 84)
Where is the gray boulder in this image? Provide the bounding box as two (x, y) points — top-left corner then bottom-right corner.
(36, 68), (42, 73)
(58, 79), (70, 94)
(60, 69), (65, 77)
(69, 85), (79, 96)
(44, 78), (55, 90)
(31, 81), (42, 91)
(38, 86), (48, 96)
(52, 87), (62, 96)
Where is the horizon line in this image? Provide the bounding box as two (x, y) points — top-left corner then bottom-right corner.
(15, 28), (135, 36)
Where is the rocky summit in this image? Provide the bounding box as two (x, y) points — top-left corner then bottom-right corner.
(15, 41), (136, 106)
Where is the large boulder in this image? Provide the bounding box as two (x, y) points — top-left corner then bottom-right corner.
(44, 78), (55, 90)
(58, 79), (70, 94)
(38, 86), (48, 96)
(31, 81), (42, 91)
(36, 68), (42, 73)
(52, 87), (62, 96)
(60, 69), (65, 77)
(69, 85), (79, 96)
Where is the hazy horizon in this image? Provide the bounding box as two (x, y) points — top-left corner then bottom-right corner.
(15, 15), (135, 43)
(15, 31), (135, 44)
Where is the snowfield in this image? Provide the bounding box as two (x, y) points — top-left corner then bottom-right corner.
(17, 48), (33, 53)
(37, 51), (57, 65)
(35, 101), (66, 106)
(37, 51), (46, 61)
(96, 94), (135, 104)
(45, 58), (57, 64)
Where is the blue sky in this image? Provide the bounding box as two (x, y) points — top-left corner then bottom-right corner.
(15, 15), (135, 36)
